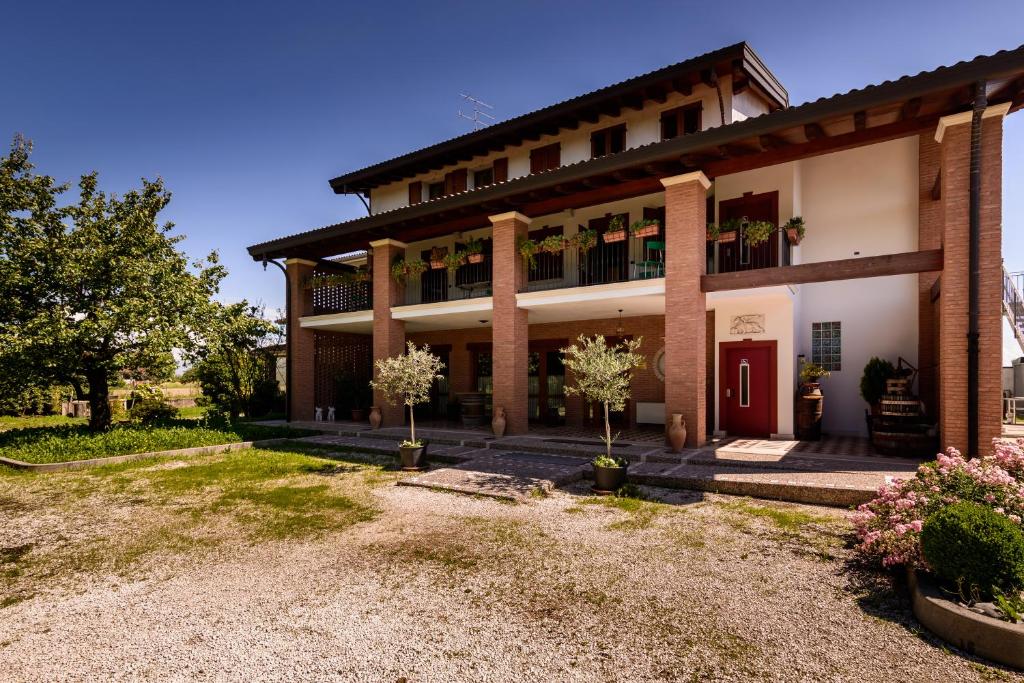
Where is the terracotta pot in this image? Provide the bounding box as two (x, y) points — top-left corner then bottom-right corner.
(592, 462), (628, 493)
(491, 406), (506, 437)
(603, 230), (626, 243)
(369, 406), (382, 429)
(668, 413), (687, 452)
(800, 382), (822, 397)
(429, 259), (445, 270)
(785, 227), (803, 245)
(717, 230), (737, 243)
(467, 253), (484, 264)
(632, 225), (659, 238)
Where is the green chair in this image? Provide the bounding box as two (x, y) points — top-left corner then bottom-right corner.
(633, 240), (665, 279)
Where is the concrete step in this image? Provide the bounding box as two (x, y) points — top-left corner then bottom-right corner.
(294, 434), (480, 464)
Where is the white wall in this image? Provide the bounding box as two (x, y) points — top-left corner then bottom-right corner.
(709, 288), (796, 437)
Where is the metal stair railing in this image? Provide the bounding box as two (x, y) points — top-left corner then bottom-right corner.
(1002, 266), (1024, 353)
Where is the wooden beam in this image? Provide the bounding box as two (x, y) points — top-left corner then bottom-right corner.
(622, 95), (645, 111)
(646, 86), (668, 104)
(704, 115), (939, 178)
(671, 78), (692, 96)
(804, 122), (827, 141)
(700, 69), (717, 88)
(758, 133), (789, 150)
(900, 97), (922, 120)
(853, 110), (867, 131)
(701, 249), (944, 292)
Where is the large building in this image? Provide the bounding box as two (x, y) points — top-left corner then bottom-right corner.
(248, 42), (1024, 453)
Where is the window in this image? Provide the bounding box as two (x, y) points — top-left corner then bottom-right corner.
(493, 157), (508, 183)
(427, 181), (445, 200)
(408, 181), (422, 205)
(474, 167), (494, 189)
(660, 103), (702, 141)
(591, 124), (626, 158)
(811, 321), (842, 371)
(444, 168), (467, 195)
(739, 359), (750, 407)
(529, 143), (560, 174)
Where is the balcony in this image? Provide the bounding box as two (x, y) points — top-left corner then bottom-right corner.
(403, 256), (493, 305)
(706, 226), (794, 275)
(309, 274), (372, 315)
(521, 232), (665, 293)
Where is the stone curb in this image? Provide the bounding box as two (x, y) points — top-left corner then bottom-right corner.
(909, 569), (1024, 671)
(0, 438), (295, 473)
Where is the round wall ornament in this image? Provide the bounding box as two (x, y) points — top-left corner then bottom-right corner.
(653, 347), (666, 382)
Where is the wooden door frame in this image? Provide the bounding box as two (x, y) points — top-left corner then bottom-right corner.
(718, 339), (778, 436)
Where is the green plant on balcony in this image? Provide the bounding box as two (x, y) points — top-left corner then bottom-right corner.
(744, 220), (776, 247)
(784, 216), (806, 245)
(629, 218), (660, 238)
(603, 215), (627, 243)
(442, 250), (466, 274)
(306, 268), (370, 289)
(573, 227), (597, 252)
(391, 258), (428, 285)
(464, 237), (484, 263)
(539, 233), (568, 254)
(707, 219), (740, 243)
(517, 236), (539, 269)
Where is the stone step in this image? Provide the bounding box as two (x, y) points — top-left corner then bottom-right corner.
(295, 435), (479, 464)
(682, 448), (919, 477)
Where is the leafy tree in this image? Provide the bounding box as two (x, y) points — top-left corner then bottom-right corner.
(370, 342), (444, 447)
(189, 302), (280, 420)
(561, 334), (645, 459)
(0, 136), (224, 430)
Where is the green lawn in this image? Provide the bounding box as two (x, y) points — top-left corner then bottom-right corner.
(0, 414), (87, 431)
(0, 420), (313, 465)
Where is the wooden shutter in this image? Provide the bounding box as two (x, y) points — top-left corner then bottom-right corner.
(408, 181), (422, 205)
(444, 168), (468, 195)
(493, 157), (508, 183)
(530, 143), (560, 174)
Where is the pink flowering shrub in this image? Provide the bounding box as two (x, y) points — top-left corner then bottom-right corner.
(853, 439), (1024, 568)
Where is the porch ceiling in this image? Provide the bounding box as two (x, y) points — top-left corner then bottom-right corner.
(391, 297), (494, 332)
(518, 280), (666, 324)
(299, 310), (373, 334)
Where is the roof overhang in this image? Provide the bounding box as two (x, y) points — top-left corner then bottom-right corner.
(250, 45), (1024, 261)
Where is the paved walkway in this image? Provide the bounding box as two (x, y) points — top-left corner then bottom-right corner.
(284, 422), (920, 507)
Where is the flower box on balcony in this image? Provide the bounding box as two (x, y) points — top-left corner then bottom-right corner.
(629, 219), (660, 239)
(467, 253), (484, 264)
(603, 216), (627, 243)
(429, 247), (447, 270)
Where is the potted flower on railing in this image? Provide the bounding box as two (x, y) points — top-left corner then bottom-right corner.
(706, 218), (740, 243)
(517, 236), (540, 269)
(561, 334), (645, 494)
(370, 342), (445, 471)
(574, 227), (597, 252)
(743, 219), (776, 247)
(784, 216), (806, 245)
(540, 233), (568, 254)
(629, 218), (660, 239)
(428, 246), (447, 270)
(442, 250), (466, 274)
(306, 269), (371, 289)
(603, 216), (627, 243)
(390, 258), (428, 285)
(464, 237), (484, 264)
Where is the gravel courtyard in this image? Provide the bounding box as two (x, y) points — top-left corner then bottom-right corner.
(1, 445), (1019, 682)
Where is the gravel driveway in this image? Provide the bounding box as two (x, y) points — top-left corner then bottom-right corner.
(1, 448), (1020, 682)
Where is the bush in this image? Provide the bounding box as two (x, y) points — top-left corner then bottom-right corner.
(853, 441), (1024, 568)
(921, 501), (1024, 598)
(860, 357), (896, 406)
(126, 385), (178, 425)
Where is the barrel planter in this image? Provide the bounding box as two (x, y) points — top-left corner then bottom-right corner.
(795, 385), (823, 441)
(458, 392), (486, 428)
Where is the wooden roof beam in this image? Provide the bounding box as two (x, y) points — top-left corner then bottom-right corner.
(854, 110), (867, 131)
(900, 97), (922, 120)
(671, 77), (693, 96)
(804, 122), (827, 141)
(758, 133), (790, 150)
(731, 60), (749, 95)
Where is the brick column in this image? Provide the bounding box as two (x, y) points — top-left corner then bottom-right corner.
(490, 212), (531, 435)
(662, 172), (710, 447)
(285, 258), (317, 422)
(936, 105), (1007, 454)
(369, 239), (407, 427)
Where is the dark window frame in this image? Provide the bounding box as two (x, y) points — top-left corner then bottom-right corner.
(427, 181), (445, 200)
(590, 124), (627, 158)
(473, 167), (494, 189)
(660, 103), (702, 141)
(529, 142), (561, 174)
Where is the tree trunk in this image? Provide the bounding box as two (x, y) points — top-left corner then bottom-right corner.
(408, 403), (416, 445)
(86, 367), (112, 431)
(604, 401), (612, 459)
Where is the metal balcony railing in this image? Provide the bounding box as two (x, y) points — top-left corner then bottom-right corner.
(706, 227), (793, 275)
(404, 256), (493, 305)
(522, 234), (666, 293)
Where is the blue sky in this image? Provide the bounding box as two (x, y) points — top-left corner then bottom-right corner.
(4, 1), (1023, 355)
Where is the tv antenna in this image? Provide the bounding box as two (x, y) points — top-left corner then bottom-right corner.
(458, 93), (494, 129)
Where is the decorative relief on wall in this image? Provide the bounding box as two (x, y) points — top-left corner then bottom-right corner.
(653, 348), (666, 382)
(730, 314), (765, 335)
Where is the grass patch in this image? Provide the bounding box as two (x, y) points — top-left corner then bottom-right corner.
(720, 500), (833, 531)
(0, 414), (86, 431)
(582, 490), (668, 530)
(0, 420), (312, 464)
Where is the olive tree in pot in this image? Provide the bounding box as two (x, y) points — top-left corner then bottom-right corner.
(561, 334), (645, 493)
(370, 342), (445, 470)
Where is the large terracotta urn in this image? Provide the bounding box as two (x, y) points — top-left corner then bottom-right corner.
(369, 406), (382, 429)
(668, 413), (687, 453)
(491, 406), (507, 437)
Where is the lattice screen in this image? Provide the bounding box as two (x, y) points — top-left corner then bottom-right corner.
(311, 266), (372, 315)
(314, 331), (372, 409)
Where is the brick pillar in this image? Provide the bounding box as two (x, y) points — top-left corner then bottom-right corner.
(448, 344), (473, 395)
(918, 132), (941, 418)
(286, 258), (317, 422)
(490, 211), (531, 435)
(936, 105), (1007, 454)
(369, 239), (407, 427)
(662, 172), (710, 447)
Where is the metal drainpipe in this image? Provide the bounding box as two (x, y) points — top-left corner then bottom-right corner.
(263, 256), (291, 422)
(967, 80), (987, 456)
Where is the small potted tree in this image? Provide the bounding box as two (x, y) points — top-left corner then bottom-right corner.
(799, 362), (830, 396)
(561, 334), (645, 493)
(370, 342), (445, 470)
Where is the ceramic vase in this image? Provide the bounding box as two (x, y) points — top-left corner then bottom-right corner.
(668, 413), (686, 453)
(369, 406), (382, 429)
(492, 406), (506, 437)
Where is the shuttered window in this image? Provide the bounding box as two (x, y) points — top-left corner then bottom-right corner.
(660, 103), (702, 141)
(529, 143), (560, 174)
(493, 157), (508, 183)
(444, 168), (468, 195)
(591, 124), (626, 158)
(408, 181), (422, 205)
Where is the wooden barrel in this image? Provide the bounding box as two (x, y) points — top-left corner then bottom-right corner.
(879, 395), (921, 418)
(459, 392), (485, 427)
(795, 393), (823, 440)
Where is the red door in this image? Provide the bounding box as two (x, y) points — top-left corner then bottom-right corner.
(720, 341), (777, 438)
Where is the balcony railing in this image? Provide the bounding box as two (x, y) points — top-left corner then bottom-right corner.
(707, 227), (793, 275)
(310, 278), (372, 315)
(404, 256), (493, 305)
(522, 233), (666, 293)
